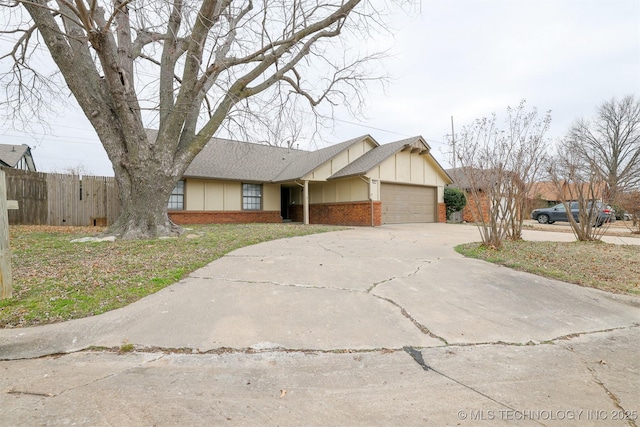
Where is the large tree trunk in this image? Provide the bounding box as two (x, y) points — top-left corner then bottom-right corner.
(107, 178), (182, 240)
(109, 166), (182, 240)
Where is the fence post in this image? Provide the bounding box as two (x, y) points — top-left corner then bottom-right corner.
(0, 169), (12, 299)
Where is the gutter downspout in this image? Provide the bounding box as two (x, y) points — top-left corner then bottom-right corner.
(294, 180), (309, 225)
(359, 176), (374, 227)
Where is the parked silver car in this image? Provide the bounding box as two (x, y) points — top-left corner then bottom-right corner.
(531, 202), (615, 227)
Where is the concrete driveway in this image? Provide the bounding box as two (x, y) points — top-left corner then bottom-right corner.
(1, 224), (639, 426)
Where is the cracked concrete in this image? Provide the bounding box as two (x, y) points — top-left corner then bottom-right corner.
(0, 223), (638, 425)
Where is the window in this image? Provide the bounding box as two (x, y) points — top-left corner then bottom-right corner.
(242, 183), (262, 210)
(16, 156), (27, 170)
(168, 180), (185, 210)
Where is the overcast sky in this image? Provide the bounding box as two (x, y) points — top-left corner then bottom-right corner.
(1, 0), (639, 176)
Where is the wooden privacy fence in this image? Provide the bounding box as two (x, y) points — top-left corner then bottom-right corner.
(2, 168), (121, 226)
(3, 167), (47, 224)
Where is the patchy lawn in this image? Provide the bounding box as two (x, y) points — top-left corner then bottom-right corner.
(456, 240), (640, 296)
(1, 224), (343, 328)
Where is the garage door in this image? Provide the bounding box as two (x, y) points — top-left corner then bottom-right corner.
(381, 184), (436, 223)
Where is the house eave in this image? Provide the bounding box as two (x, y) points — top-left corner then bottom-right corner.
(327, 172), (367, 181)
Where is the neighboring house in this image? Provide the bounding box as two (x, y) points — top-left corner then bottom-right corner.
(0, 144), (37, 171)
(528, 181), (608, 207)
(163, 131), (453, 227)
(446, 167), (518, 223)
(446, 167), (490, 223)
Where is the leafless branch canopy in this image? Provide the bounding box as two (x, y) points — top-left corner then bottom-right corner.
(1, 0), (390, 152)
(452, 100), (551, 248)
(619, 190), (640, 232)
(547, 144), (611, 241)
(565, 95), (640, 202)
(0, 0), (396, 238)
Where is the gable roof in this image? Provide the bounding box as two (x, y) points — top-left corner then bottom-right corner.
(273, 135), (374, 182)
(148, 130), (451, 184)
(446, 166), (504, 190)
(0, 144), (36, 170)
(329, 136), (453, 184)
(181, 133), (376, 182)
(329, 137), (428, 180)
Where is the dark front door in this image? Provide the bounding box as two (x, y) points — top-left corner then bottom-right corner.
(281, 187), (291, 220)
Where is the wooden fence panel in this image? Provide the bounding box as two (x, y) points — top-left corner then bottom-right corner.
(82, 175), (121, 226)
(83, 176), (98, 225)
(2, 168), (120, 226)
(2, 168), (48, 225)
(47, 173), (80, 225)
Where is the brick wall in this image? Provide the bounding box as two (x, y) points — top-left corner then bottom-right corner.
(438, 203), (446, 223)
(289, 205), (302, 222)
(289, 201), (382, 226)
(462, 192), (491, 223)
(169, 210), (282, 225)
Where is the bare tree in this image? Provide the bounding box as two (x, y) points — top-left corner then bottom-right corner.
(547, 146), (611, 241)
(565, 95), (640, 204)
(452, 101), (551, 249)
(619, 190), (640, 233)
(49, 164), (94, 176)
(0, 0), (389, 239)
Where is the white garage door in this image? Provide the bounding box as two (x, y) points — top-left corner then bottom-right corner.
(381, 184), (436, 223)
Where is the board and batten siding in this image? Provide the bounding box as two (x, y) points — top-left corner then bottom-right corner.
(368, 151), (447, 203)
(307, 177), (368, 204)
(185, 179), (280, 211)
(303, 138), (376, 181)
(185, 180), (240, 211)
(262, 184), (280, 210)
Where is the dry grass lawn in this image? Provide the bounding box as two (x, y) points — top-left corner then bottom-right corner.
(1, 224), (342, 328)
(456, 239), (640, 296)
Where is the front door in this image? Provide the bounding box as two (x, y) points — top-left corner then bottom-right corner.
(280, 187), (291, 220)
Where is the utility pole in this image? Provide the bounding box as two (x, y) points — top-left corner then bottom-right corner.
(450, 116), (456, 169)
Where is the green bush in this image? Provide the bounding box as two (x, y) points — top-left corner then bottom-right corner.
(444, 187), (467, 220)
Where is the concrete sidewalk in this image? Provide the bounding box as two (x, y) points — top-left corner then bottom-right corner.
(521, 224), (640, 245)
(1, 223), (639, 426)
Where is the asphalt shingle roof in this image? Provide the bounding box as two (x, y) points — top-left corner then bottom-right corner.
(273, 135), (373, 182)
(445, 167), (472, 189)
(446, 166), (511, 190)
(183, 137), (305, 181)
(0, 144), (30, 168)
(328, 138), (419, 179)
(145, 131), (450, 184)
(175, 132), (376, 182)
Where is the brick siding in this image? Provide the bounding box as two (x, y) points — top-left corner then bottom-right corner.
(462, 192), (491, 223)
(169, 210), (282, 224)
(438, 203), (446, 223)
(289, 201), (382, 226)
